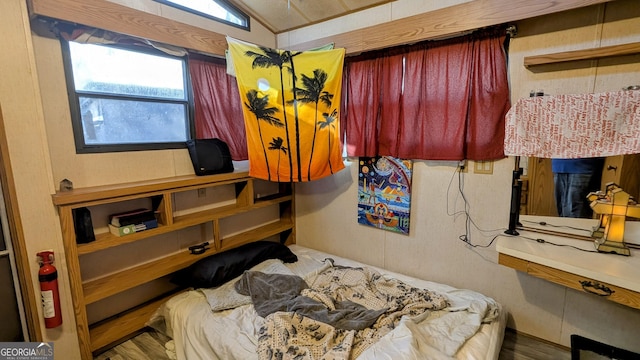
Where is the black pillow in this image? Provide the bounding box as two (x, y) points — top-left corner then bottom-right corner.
(171, 241), (297, 289)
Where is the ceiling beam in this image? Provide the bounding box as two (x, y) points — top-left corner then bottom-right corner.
(28, 0), (614, 57)
(287, 0), (615, 55)
(28, 0), (229, 56)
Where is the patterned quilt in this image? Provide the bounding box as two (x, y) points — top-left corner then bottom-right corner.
(246, 264), (449, 360)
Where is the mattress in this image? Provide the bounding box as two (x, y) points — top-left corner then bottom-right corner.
(150, 245), (506, 360)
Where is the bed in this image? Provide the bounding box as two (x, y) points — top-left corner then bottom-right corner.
(149, 243), (506, 360)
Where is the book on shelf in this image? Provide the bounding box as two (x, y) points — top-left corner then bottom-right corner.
(109, 208), (156, 227)
(108, 218), (158, 237)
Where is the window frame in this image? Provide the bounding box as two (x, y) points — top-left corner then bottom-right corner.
(61, 39), (195, 154)
(152, 0), (250, 31)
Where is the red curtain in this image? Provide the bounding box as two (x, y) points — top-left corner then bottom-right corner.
(343, 52), (404, 157)
(465, 30), (511, 160)
(188, 54), (248, 160)
(343, 27), (510, 161)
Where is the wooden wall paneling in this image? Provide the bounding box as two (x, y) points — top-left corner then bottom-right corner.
(602, 154), (640, 203)
(526, 157), (557, 217)
(617, 155), (640, 204)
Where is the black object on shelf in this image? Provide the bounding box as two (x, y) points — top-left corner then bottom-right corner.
(186, 138), (234, 176)
(505, 168), (523, 236)
(73, 207), (95, 244)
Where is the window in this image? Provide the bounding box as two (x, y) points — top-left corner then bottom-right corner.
(62, 41), (193, 153)
(153, 0), (249, 30)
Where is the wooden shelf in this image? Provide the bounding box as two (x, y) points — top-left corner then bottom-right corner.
(524, 42), (640, 67)
(499, 253), (640, 310)
(53, 171), (294, 359)
(221, 220), (294, 252)
(81, 219), (293, 304)
(89, 290), (186, 351)
(77, 225), (169, 255)
(76, 194), (292, 255)
(72, 188), (293, 255)
(82, 246), (211, 305)
(52, 171), (250, 207)
(172, 194), (292, 228)
(496, 233), (640, 311)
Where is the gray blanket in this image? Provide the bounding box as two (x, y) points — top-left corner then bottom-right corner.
(235, 271), (387, 330)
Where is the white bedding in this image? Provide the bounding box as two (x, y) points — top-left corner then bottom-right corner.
(150, 245), (506, 360)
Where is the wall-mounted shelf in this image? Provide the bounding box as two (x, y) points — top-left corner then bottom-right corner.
(52, 171), (295, 359)
(496, 232), (640, 310)
(524, 42), (640, 67)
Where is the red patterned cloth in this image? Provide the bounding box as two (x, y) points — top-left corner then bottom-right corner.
(504, 91), (640, 158)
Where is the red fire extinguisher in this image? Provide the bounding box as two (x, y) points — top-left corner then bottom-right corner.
(37, 251), (62, 328)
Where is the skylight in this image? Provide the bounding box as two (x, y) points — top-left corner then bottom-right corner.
(154, 0), (249, 30)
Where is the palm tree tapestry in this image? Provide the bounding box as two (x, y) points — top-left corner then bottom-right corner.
(227, 37), (346, 182)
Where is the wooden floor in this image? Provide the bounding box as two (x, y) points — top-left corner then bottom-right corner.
(499, 328), (571, 360)
(94, 327), (572, 360)
(94, 331), (172, 360)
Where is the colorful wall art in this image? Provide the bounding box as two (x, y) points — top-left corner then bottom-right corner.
(227, 37), (345, 182)
(358, 156), (413, 234)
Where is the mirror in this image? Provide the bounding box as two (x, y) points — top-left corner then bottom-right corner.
(522, 155), (640, 218)
(516, 155), (640, 237)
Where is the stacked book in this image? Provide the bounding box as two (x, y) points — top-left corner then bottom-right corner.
(108, 208), (158, 236)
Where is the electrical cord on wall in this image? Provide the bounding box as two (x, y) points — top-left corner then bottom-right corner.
(516, 234), (600, 253)
(519, 218), (593, 234)
(447, 165), (608, 252)
(447, 164), (505, 248)
(520, 215), (640, 250)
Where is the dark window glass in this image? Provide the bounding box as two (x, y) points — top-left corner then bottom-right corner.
(153, 0), (249, 30)
(63, 41), (193, 153)
(0, 255), (23, 341)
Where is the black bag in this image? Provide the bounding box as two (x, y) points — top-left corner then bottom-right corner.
(186, 138), (234, 176)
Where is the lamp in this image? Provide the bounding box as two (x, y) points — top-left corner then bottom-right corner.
(588, 183), (640, 256)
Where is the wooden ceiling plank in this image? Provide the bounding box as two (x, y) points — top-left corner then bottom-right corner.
(230, 0), (278, 33)
(236, 0), (307, 33)
(294, 0), (347, 22)
(341, 0), (394, 11)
